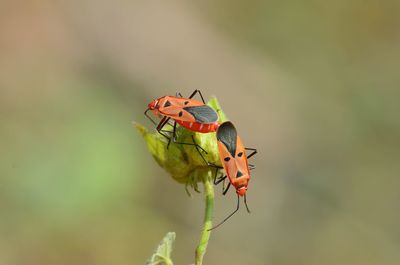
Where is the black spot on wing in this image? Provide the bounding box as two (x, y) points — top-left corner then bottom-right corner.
(216, 121), (237, 157)
(183, 105), (218, 123)
(164, 100), (172, 107)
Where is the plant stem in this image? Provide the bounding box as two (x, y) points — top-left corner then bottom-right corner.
(195, 174), (214, 265)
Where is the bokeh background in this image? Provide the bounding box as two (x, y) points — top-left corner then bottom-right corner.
(1, 1), (399, 264)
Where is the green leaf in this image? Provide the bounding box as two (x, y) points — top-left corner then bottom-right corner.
(146, 232), (176, 265)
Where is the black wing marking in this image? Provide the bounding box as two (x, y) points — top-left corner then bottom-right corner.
(183, 105), (218, 123)
(164, 100), (172, 107)
(216, 121), (237, 157)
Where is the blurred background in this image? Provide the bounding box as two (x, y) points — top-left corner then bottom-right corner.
(1, 0), (399, 264)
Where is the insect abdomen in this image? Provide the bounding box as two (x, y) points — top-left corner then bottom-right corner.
(177, 120), (219, 133)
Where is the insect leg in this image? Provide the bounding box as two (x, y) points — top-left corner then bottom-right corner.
(222, 177), (227, 194)
(190, 135), (208, 155)
(158, 120), (175, 149)
(144, 108), (157, 125)
(156, 116), (171, 131)
(158, 131), (172, 145)
(244, 194), (251, 213)
(165, 124), (213, 158)
(245, 147), (257, 160)
(159, 119), (175, 134)
(156, 117), (173, 148)
(170, 133), (208, 155)
(176, 92), (183, 98)
(222, 182), (231, 196)
(172, 121), (177, 141)
(188, 89), (206, 104)
(213, 167), (228, 194)
(207, 194), (240, 231)
(163, 120), (180, 143)
(213, 172), (226, 185)
(245, 147), (257, 169)
(166, 121), (178, 149)
(171, 140), (208, 154)
(190, 136), (227, 169)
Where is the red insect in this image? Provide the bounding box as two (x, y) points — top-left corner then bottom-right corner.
(208, 121), (257, 230)
(144, 90), (219, 149)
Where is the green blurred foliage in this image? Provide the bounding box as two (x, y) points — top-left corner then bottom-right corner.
(0, 0), (399, 265)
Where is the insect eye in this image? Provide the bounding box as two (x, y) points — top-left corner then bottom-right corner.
(224, 157), (230, 162)
(237, 152), (243, 157)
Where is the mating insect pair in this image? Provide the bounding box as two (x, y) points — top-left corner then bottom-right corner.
(144, 90), (257, 229)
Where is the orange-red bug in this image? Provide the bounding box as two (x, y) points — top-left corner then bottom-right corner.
(144, 90), (219, 149)
(209, 121), (257, 230)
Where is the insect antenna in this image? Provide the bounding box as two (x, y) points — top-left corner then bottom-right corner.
(244, 194), (251, 213)
(207, 194), (240, 231)
(144, 108), (157, 125)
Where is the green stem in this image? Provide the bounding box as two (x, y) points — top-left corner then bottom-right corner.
(195, 174), (214, 265)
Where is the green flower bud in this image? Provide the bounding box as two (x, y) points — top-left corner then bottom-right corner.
(135, 97), (228, 192)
